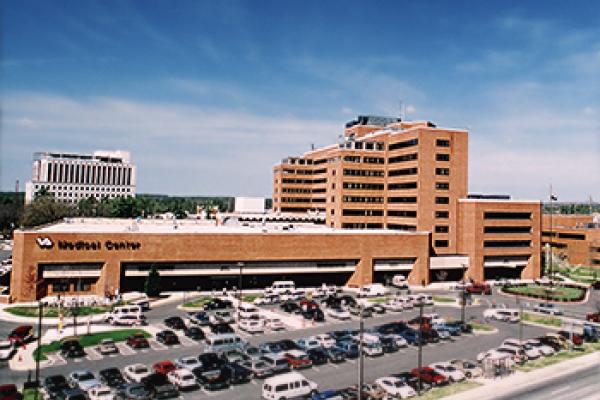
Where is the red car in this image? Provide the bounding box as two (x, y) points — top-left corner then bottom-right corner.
(558, 331), (584, 346)
(586, 312), (600, 323)
(410, 367), (448, 386)
(153, 360), (176, 375)
(126, 333), (149, 349)
(8, 326), (33, 345)
(466, 283), (491, 295)
(299, 299), (319, 311)
(0, 384), (22, 400)
(283, 351), (313, 369)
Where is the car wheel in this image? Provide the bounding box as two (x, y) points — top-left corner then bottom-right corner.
(465, 372), (472, 379)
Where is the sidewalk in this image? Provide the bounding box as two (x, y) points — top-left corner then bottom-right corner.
(445, 351), (600, 400)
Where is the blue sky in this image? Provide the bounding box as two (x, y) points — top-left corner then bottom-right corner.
(2, 0), (599, 201)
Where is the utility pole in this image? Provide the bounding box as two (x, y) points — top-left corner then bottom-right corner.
(417, 301), (424, 395)
(35, 301), (42, 399)
(461, 263), (467, 325)
(358, 302), (364, 400)
(517, 295), (523, 344)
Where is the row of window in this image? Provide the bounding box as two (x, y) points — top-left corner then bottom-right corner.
(280, 188), (326, 194)
(45, 162), (132, 186)
(484, 226), (532, 234)
(35, 184), (132, 192)
(281, 178), (327, 184)
(484, 240), (531, 248)
(343, 169), (385, 177)
(343, 182), (385, 190)
(343, 196), (384, 203)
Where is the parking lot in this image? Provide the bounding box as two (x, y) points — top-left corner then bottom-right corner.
(1, 282), (598, 399)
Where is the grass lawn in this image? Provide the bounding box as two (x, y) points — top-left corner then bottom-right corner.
(242, 294), (260, 303)
(182, 296), (214, 308)
(5, 305), (111, 318)
(34, 328), (150, 361)
(503, 284), (586, 302)
(516, 342), (600, 372)
(414, 381), (482, 399)
(23, 389), (39, 400)
(433, 295), (456, 303)
(368, 297), (388, 304)
(470, 321), (495, 332)
(522, 312), (562, 327)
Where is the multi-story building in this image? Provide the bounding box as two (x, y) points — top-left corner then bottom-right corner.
(25, 150), (136, 204)
(274, 116), (541, 279)
(542, 214), (600, 267)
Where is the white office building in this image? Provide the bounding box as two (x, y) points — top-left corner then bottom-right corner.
(25, 150), (136, 204)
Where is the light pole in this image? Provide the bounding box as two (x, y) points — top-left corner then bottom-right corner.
(237, 262), (244, 302)
(417, 300), (424, 395)
(35, 301), (42, 400)
(461, 263), (467, 325)
(358, 302), (364, 400)
(517, 295), (523, 344)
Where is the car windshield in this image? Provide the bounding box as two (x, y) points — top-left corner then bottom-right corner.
(130, 386), (148, 395)
(134, 366), (148, 373)
(464, 362), (476, 368)
(392, 380), (404, 388)
(78, 373), (94, 381)
(96, 389), (111, 395)
(255, 361), (268, 368)
(182, 358), (195, 365)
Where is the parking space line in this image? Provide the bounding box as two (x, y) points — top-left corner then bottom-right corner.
(85, 347), (103, 361)
(46, 353), (67, 366)
(148, 339), (168, 351)
(178, 335), (198, 347)
(116, 342), (136, 356)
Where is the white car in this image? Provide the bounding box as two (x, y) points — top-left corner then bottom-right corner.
(382, 334), (408, 348)
(174, 356), (202, 371)
(424, 313), (445, 325)
(0, 340), (15, 361)
(239, 319), (264, 333)
(109, 314), (144, 326)
(88, 385), (113, 400)
(168, 368), (198, 390)
(374, 377), (417, 399)
(383, 300), (404, 312)
(483, 308), (520, 323)
(526, 339), (555, 356)
(476, 348), (515, 365)
(123, 363), (152, 383)
(357, 283), (388, 297)
(68, 370), (101, 392)
(237, 304), (261, 319)
(314, 333), (336, 348)
(264, 317), (285, 331)
(210, 310), (235, 324)
(295, 337), (321, 351)
(430, 362), (466, 382)
(254, 295), (280, 306)
(502, 339), (542, 360)
(449, 359), (483, 379)
(326, 307), (351, 320)
(362, 342), (383, 357)
(532, 303), (563, 316)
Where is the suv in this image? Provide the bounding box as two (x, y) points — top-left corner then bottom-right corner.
(8, 326), (33, 345)
(127, 333), (150, 348)
(60, 340), (85, 358)
(410, 367), (448, 386)
(164, 316), (186, 330)
(156, 330), (180, 345)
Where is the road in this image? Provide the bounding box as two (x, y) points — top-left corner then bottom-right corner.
(494, 363), (600, 400)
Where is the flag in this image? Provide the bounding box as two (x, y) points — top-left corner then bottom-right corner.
(550, 194), (557, 201)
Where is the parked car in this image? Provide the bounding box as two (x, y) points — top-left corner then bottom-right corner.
(371, 304), (386, 314)
(175, 356), (202, 371)
(203, 298), (233, 311)
(449, 359), (483, 379)
(280, 301), (302, 314)
(167, 368), (198, 391)
(141, 373), (179, 399)
(221, 349), (246, 363)
(323, 347), (346, 363)
(8, 325), (34, 345)
(306, 347), (329, 365)
(126, 333), (150, 349)
(314, 333), (336, 349)
(197, 352), (225, 369)
(223, 362), (253, 384)
(327, 307), (352, 320)
(188, 311), (210, 326)
(362, 342), (384, 357)
(466, 282), (491, 295)
(374, 377), (417, 399)
(311, 389), (345, 400)
(164, 316), (186, 330)
(123, 364), (152, 383)
(357, 283), (388, 298)
(296, 337), (321, 351)
(209, 323), (235, 335)
(445, 320), (473, 333)
(97, 339), (118, 355)
(239, 319), (264, 334)
(68, 370), (102, 392)
(525, 339), (555, 356)
(153, 360), (177, 375)
(87, 386), (113, 400)
(586, 312), (600, 322)
(0, 384), (22, 400)
(243, 346), (268, 361)
(60, 340), (86, 358)
(115, 383), (151, 400)
(260, 353), (292, 374)
(283, 350), (313, 369)
(183, 326), (205, 341)
(532, 303), (563, 315)
(42, 375), (70, 398)
(261, 372), (317, 400)
(156, 330), (180, 345)
(558, 330), (584, 346)
(99, 368), (126, 388)
(191, 366), (230, 391)
(209, 310), (235, 324)
(110, 314), (145, 326)
(264, 317), (286, 331)
(335, 341), (359, 359)
(410, 367), (448, 386)
(429, 362), (465, 382)
(379, 336), (400, 353)
(240, 359), (275, 379)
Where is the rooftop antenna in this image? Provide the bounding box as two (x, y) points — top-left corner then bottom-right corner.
(399, 99), (405, 120)
(310, 143), (315, 151)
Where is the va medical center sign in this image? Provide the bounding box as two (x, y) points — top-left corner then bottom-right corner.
(36, 236), (141, 251)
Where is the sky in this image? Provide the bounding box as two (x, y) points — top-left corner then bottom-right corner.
(1, 0), (599, 201)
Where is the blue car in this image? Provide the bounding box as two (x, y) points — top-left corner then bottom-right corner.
(433, 323), (461, 337)
(335, 341), (359, 359)
(312, 390), (344, 399)
(400, 328), (424, 345)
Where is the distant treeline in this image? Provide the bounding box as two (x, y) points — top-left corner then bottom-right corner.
(542, 202), (599, 215)
(0, 191), (272, 236)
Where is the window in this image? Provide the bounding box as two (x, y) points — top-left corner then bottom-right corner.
(342, 209), (384, 217)
(435, 240), (449, 247)
(436, 168), (450, 176)
(363, 157), (384, 164)
(343, 196), (383, 203)
(388, 153), (418, 163)
(275, 384), (287, 392)
(343, 182), (384, 190)
(435, 226), (449, 233)
(388, 167), (418, 177)
(435, 197), (449, 204)
(436, 211), (449, 218)
(387, 224), (417, 231)
(387, 210), (417, 218)
(436, 182), (449, 190)
(343, 156), (361, 163)
(52, 280), (70, 292)
(436, 139), (450, 147)
(388, 196), (417, 203)
(343, 169), (384, 177)
(484, 226), (532, 234)
(388, 182), (417, 190)
(484, 212), (531, 220)
(484, 241), (531, 248)
(389, 138), (418, 151)
(436, 153), (450, 161)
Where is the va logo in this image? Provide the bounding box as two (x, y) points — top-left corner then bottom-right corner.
(36, 237), (54, 249)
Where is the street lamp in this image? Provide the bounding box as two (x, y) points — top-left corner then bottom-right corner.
(461, 263), (467, 325)
(237, 262), (244, 302)
(357, 302), (364, 400)
(417, 300), (424, 395)
(35, 301), (43, 400)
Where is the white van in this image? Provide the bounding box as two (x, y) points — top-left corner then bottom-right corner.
(205, 333), (246, 353)
(357, 283), (388, 298)
(262, 371), (317, 400)
(483, 308), (519, 323)
(237, 303), (260, 319)
(266, 281), (296, 295)
(392, 274), (409, 288)
(106, 305), (142, 323)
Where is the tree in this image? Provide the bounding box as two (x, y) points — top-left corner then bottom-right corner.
(21, 193), (75, 228)
(144, 266), (161, 297)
